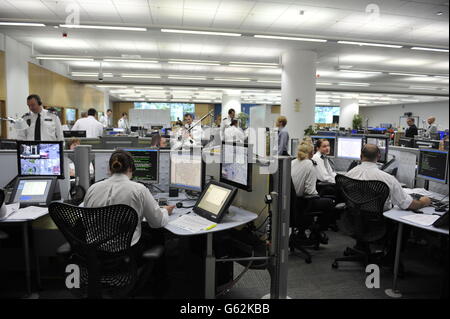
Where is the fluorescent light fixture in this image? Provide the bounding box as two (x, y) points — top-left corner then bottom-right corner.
(104, 58), (158, 63)
(401, 99), (420, 102)
(338, 82), (370, 87)
(317, 82), (333, 85)
(214, 78), (252, 82)
(337, 41), (402, 48)
(121, 74), (161, 78)
(134, 86), (165, 89)
(96, 85), (127, 88)
(411, 47), (449, 53)
(229, 62), (279, 68)
(409, 86), (437, 90)
(257, 80), (281, 83)
(435, 75), (449, 79)
(340, 70), (382, 74)
(60, 24), (146, 31)
(389, 72), (428, 77)
(168, 76), (207, 80)
(161, 28), (241, 37)
(36, 56), (94, 61)
(71, 72), (113, 77)
(0, 22), (46, 27)
(254, 35), (327, 42)
(168, 59), (221, 66)
(230, 61), (278, 66)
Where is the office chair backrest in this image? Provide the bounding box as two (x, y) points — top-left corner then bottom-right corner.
(335, 175), (390, 241)
(0, 189), (4, 207)
(49, 202), (139, 298)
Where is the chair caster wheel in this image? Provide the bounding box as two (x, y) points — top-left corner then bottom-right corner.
(332, 261), (338, 269)
(305, 258), (312, 264)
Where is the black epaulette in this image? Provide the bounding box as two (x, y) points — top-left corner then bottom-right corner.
(310, 159), (317, 166)
(22, 112), (30, 118)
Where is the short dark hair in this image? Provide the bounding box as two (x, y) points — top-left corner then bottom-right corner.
(87, 108), (97, 116)
(315, 138), (329, 149)
(361, 144), (380, 162)
(407, 117), (415, 123)
(231, 119), (238, 126)
(107, 109), (112, 113)
(184, 113), (193, 119)
(228, 109), (235, 115)
(27, 94), (42, 105)
(121, 112), (127, 117)
(109, 150), (135, 175)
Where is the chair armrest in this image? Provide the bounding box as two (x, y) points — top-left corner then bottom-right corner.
(142, 245), (164, 261)
(56, 242), (72, 256)
(0, 230), (8, 240)
(304, 195), (320, 200)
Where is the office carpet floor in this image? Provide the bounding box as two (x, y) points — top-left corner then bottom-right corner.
(0, 228), (446, 299)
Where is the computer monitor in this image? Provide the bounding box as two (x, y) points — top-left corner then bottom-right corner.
(336, 137), (363, 160)
(365, 135), (389, 163)
(291, 138), (299, 156)
(17, 141), (64, 179)
(414, 139), (440, 149)
(368, 128), (387, 135)
(193, 181), (238, 223)
(10, 176), (57, 207)
(316, 131), (337, 136)
(63, 130), (86, 138)
(169, 150), (204, 192)
(311, 136), (336, 157)
(399, 137), (414, 148)
(0, 139), (17, 150)
(220, 142), (252, 192)
(122, 148), (159, 184)
(417, 149), (448, 184)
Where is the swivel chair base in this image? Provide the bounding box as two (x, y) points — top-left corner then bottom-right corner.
(332, 245), (384, 269)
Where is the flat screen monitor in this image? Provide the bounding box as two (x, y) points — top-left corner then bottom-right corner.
(169, 150), (204, 192)
(193, 181), (238, 223)
(0, 139), (17, 150)
(336, 137), (363, 160)
(368, 128), (387, 135)
(365, 135), (389, 163)
(63, 130), (86, 138)
(122, 148), (159, 184)
(316, 131), (337, 136)
(11, 177), (57, 207)
(415, 139), (440, 149)
(291, 138), (299, 156)
(417, 149), (448, 184)
(17, 141), (64, 179)
(65, 108), (76, 123)
(399, 137), (414, 148)
(311, 136), (336, 157)
(220, 142), (252, 192)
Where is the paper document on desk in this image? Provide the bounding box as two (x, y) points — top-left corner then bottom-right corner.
(6, 206), (49, 221)
(0, 203), (20, 220)
(169, 214), (216, 232)
(401, 214), (440, 226)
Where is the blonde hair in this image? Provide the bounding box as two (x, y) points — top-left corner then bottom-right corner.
(297, 142), (313, 161)
(276, 116), (287, 127)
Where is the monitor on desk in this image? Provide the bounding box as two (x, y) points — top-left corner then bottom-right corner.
(417, 149), (448, 184)
(17, 141), (64, 179)
(10, 176), (57, 207)
(63, 130), (86, 138)
(365, 135), (389, 163)
(399, 137), (414, 148)
(414, 139), (440, 149)
(169, 149), (204, 192)
(311, 136), (336, 157)
(121, 148), (159, 184)
(316, 131), (337, 137)
(290, 138), (299, 156)
(336, 136), (363, 160)
(193, 181), (238, 223)
(0, 139), (17, 150)
(220, 142), (252, 192)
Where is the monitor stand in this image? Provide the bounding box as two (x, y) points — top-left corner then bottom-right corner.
(52, 181), (62, 201)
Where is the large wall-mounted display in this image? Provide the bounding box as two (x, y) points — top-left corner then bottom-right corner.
(134, 102), (195, 122)
(315, 106), (340, 124)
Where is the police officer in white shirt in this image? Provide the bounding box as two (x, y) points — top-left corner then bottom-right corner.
(16, 94), (63, 141)
(220, 108), (236, 141)
(71, 108), (104, 138)
(224, 119), (245, 143)
(83, 150), (175, 257)
(346, 144), (431, 211)
(99, 109), (113, 128)
(182, 113), (203, 146)
(425, 116), (438, 136)
(312, 139), (336, 184)
(118, 112), (130, 131)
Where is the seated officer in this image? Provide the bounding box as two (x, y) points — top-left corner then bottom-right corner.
(83, 150), (175, 260)
(312, 139), (336, 184)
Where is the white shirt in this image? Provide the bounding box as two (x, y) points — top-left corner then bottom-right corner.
(312, 151), (336, 183)
(16, 109), (63, 141)
(174, 123), (203, 148)
(71, 116), (104, 138)
(224, 125), (245, 143)
(345, 161), (413, 211)
(84, 173), (169, 246)
(118, 117), (129, 130)
(0, 203), (6, 219)
(99, 115), (113, 128)
(291, 159), (318, 197)
(426, 123), (438, 135)
(220, 117), (233, 141)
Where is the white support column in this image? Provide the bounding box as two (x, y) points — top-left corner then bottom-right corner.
(339, 99), (359, 129)
(221, 93), (241, 119)
(280, 50), (317, 140)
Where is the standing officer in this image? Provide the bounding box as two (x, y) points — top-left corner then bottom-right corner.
(16, 94), (63, 141)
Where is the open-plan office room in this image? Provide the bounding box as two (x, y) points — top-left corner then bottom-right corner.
(0, 0), (448, 308)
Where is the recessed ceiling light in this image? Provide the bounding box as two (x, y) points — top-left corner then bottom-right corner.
(338, 41), (402, 48)
(121, 74), (161, 78)
(168, 59), (221, 66)
(410, 47), (449, 53)
(161, 29), (241, 37)
(389, 72), (428, 77)
(168, 75), (207, 80)
(338, 82), (370, 87)
(0, 22), (46, 27)
(214, 78), (252, 82)
(60, 24), (147, 31)
(104, 58), (158, 63)
(36, 56), (94, 61)
(254, 35), (327, 42)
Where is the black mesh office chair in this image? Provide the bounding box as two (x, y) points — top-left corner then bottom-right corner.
(289, 181), (333, 264)
(0, 189), (8, 240)
(332, 175), (390, 269)
(49, 202), (164, 298)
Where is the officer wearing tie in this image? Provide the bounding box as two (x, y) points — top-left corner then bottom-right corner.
(16, 94), (63, 141)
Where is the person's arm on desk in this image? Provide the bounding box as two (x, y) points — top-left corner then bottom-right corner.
(407, 196), (431, 211)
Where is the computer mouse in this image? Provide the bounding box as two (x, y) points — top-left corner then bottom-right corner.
(176, 202), (183, 209)
(413, 210), (424, 214)
(435, 206), (447, 212)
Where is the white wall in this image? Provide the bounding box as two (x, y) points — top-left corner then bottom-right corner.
(360, 100), (449, 130)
